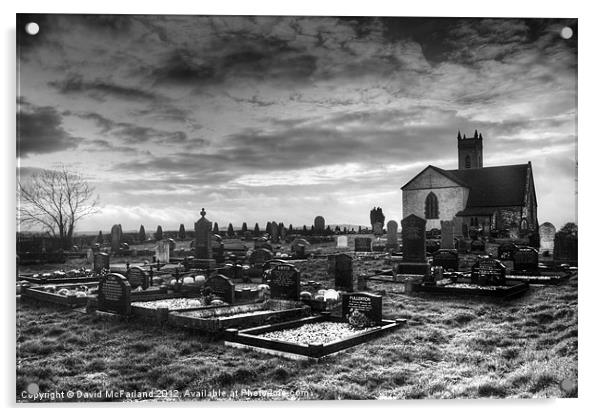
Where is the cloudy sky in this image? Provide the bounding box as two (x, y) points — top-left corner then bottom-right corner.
(17, 14), (577, 232)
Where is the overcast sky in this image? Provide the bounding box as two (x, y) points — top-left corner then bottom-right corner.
(17, 14), (577, 232)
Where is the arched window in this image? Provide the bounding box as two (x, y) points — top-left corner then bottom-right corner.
(465, 155), (471, 169)
(425, 192), (439, 219)
(520, 219), (529, 230)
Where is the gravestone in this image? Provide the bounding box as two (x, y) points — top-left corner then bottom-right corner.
(397, 214), (429, 275)
(456, 238), (468, 254)
(386, 220), (398, 250)
(212, 235), (225, 263)
(126, 266), (148, 290)
(337, 235), (348, 248)
(167, 238), (176, 255)
(373, 221), (384, 236)
(205, 274), (235, 304)
(86, 248), (94, 264)
(194, 208), (213, 260)
(426, 240), (441, 254)
(432, 249), (459, 271)
(93, 252), (110, 273)
(110, 224), (122, 253)
(314, 216), (325, 232)
(470, 239), (486, 253)
(553, 233), (578, 265)
(471, 258), (506, 285)
(342, 292), (382, 328)
(98, 273), (131, 315)
(332, 253), (353, 292)
(539, 223), (556, 255)
(513, 247), (539, 272)
(270, 221), (279, 243)
(293, 244), (306, 259)
(440, 220), (454, 249)
(249, 248), (273, 266)
(155, 240), (170, 263)
(354, 237), (372, 252)
(265, 263), (300, 300)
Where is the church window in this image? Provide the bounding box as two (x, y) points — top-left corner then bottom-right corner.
(425, 192), (439, 219)
(520, 219), (529, 230)
(465, 155), (471, 169)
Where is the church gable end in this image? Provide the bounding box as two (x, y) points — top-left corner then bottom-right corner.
(402, 165), (466, 191)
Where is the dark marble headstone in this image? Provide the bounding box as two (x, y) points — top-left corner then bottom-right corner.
(354, 237), (372, 252)
(126, 266), (148, 289)
(470, 239), (486, 253)
(471, 258), (506, 285)
(98, 273), (131, 315)
(110, 224), (122, 253)
(332, 253), (353, 291)
(513, 247), (539, 272)
(205, 274), (235, 303)
(386, 220), (398, 249)
(265, 263), (300, 300)
(401, 215), (426, 262)
(432, 249), (459, 271)
(194, 208), (213, 260)
(553, 233), (578, 265)
(294, 244), (306, 259)
(93, 252), (110, 273)
(342, 292), (382, 327)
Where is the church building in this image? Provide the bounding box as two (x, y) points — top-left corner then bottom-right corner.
(401, 130), (538, 237)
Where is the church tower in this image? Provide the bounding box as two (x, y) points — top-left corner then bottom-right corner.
(457, 130), (483, 170)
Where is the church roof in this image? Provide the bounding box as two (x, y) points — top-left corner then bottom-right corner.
(401, 163), (529, 208)
(445, 164), (529, 207)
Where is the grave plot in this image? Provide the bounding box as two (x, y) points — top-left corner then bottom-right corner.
(224, 293), (405, 361)
(19, 268), (98, 284)
(167, 299), (310, 332)
(20, 282), (97, 307)
(414, 258), (529, 299)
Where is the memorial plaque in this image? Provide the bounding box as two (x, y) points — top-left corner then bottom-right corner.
(401, 214), (426, 262)
(513, 247), (539, 272)
(266, 263), (300, 300)
(93, 252), (110, 273)
(332, 253), (353, 291)
(471, 258), (506, 285)
(126, 266), (148, 289)
(342, 292), (382, 327)
(354, 237), (372, 252)
(432, 249), (459, 271)
(205, 274), (235, 303)
(440, 220), (454, 249)
(98, 273), (131, 315)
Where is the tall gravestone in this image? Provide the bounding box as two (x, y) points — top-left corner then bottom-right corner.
(373, 222), (384, 236)
(440, 220), (454, 249)
(314, 216), (325, 233)
(398, 214), (429, 275)
(539, 222), (556, 255)
(110, 224), (122, 253)
(342, 292), (382, 328)
(332, 253), (353, 292)
(270, 221), (279, 243)
(195, 208), (213, 260)
(266, 263), (300, 300)
(98, 273), (131, 315)
(156, 240), (170, 263)
(386, 220), (398, 250)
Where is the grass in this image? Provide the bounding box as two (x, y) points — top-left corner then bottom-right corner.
(16, 252), (577, 402)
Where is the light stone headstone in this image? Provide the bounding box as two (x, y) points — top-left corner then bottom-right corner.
(337, 236), (348, 248)
(539, 222), (556, 254)
(156, 240), (170, 263)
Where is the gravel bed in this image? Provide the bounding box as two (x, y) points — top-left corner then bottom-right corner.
(261, 322), (371, 345)
(132, 298), (207, 309)
(442, 283), (508, 290)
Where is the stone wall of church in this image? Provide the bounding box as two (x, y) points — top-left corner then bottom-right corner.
(402, 186), (468, 230)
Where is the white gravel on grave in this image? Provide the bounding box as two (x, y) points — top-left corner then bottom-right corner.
(260, 322), (371, 345)
(132, 298), (207, 309)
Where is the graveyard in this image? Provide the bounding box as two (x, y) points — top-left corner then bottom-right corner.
(16, 211), (578, 401)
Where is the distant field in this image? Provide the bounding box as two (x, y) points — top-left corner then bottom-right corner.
(16, 253), (577, 401)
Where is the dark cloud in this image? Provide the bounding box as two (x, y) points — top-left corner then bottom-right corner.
(17, 101), (82, 157)
(49, 74), (157, 101)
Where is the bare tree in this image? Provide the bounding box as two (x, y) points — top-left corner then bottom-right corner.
(18, 167), (99, 248)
